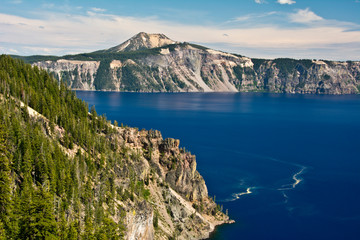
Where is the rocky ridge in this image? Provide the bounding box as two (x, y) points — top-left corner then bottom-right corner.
(28, 32), (360, 94)
(15, 95), (229, 239)
(101, 32), (178, 53)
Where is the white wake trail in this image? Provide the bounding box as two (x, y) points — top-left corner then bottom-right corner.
(278, 166), (307, 191)
(222, 187), (255, 202)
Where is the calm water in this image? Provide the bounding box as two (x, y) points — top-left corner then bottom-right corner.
(76, 91), (360, 240)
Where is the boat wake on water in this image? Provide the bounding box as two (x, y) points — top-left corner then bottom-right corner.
(217, 150), (309, 203)
(221, 187), (256, 202)
(278, 166), (307, 191)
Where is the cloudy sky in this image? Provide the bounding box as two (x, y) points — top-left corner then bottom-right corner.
(1, 0), (359, 60)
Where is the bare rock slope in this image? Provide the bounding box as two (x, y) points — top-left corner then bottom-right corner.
(18, 97), (230, 239)
(30, 32), (360, 94)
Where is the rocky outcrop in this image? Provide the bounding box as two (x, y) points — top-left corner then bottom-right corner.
(34, 59), (100, 90)
(110, 126), (230, 240)
(30, 32), (360, 94)
(1, 55), (233, 240)
(245, 59), (360, 94)
(13, 94), (230, 239)
(102, 32), (178, 53)
(125, 201), (154, 240)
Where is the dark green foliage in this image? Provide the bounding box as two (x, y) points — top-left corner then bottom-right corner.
(232, 66), (243, 82)
(232, 65), (257, 90)
(120, 64), (143, 91)
(170, 72), (186, 89)
(200, 71), (210, 86)
(323, 74), (331, 80)
(0, 121), (10, 216)
(273, 58), (313, 77)
(0, 121), (12, 237)
(0, 55), (132, 239)
(94, 60), (115, 90)
(11, 55), (60, 64)
(296, 81), (306, 89)
(153, 213), (159, 229)
(94, 216), (122, 240)
(0, 220), (6, 240)
(19, 188), (58, 239)
(298, 59), (313, 69)
(12, 42), (208, 65)
(251, 58), (267, 70)
(15, 47), (163, 64)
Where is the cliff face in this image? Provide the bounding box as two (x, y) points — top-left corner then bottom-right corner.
(31, 105), (229, 240)
(29, 32), (360, 94)
(0, 55), (230, 240)
(249, 59), (360, 94)
(2, 95), (228, 240)
(34, 59), (100, 90)
(115, 128), (228, 239)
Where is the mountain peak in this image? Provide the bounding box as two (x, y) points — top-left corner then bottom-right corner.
(105, 32), (177, 52)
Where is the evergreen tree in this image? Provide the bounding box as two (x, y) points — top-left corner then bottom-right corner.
(95, 216), (119, 240)
(66, 221), (79, 240)
(19, 187), (58, 239)
(0, 121), (12, 238)
(0, 220), (6, 240)
(0, 55), (146, 239)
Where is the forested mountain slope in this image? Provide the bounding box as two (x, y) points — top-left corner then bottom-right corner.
(15, 33), (360, 94)
(0, 55), (229, 240)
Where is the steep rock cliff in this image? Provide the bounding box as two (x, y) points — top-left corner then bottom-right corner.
(27, 32), (360, 94)
(34, 59), (100, 90)
(19, 101), (229, 240)
(0, 55), (230, 240)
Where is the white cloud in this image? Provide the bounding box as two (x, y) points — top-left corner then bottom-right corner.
(0, 11), (359, 60)
(230, 12), (277, 23)
(9, 0), (22, 4)
(254, 0), (266, 4)
(277, 0), (296, 5)
(232, 15), (251, 22)
(289, 8), (323, 24)
(91, 7), (106, 13)
(42, 3), (55, 9)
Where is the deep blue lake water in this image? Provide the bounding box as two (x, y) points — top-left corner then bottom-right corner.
(76, 91), (360, 240)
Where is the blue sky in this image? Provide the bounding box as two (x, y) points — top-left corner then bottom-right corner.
(1, 0), (359, 60)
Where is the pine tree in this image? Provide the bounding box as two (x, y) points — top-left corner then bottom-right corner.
(0, 220), (6, 240)
(19, 187), (58, 240)
(0, 121), (11, 238)
(66, 221), (79, 240)
(82, 216), (95, 240)
(95, 216), (119, 240)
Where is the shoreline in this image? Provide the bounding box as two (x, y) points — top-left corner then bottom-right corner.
(73, 89), (360, 96)
(207, 219), (235, 240)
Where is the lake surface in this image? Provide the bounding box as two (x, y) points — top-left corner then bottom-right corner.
(76, 91), (360, 240)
